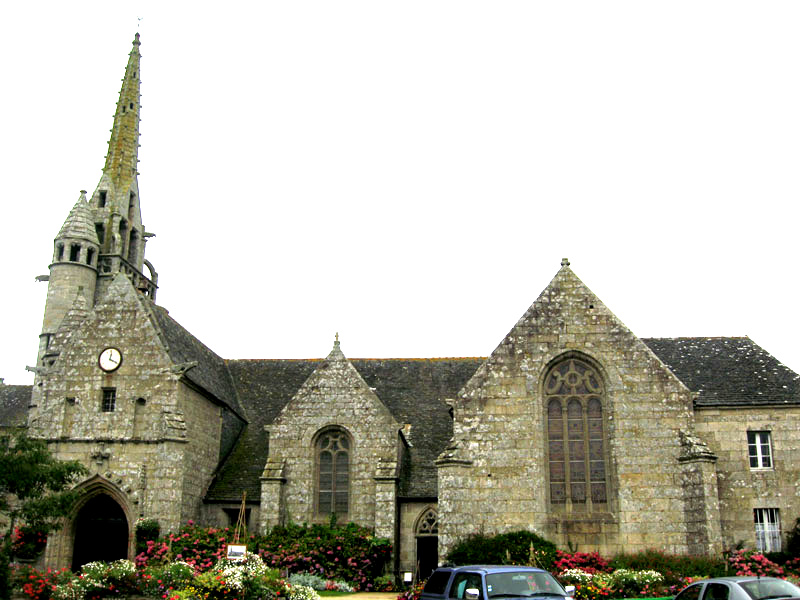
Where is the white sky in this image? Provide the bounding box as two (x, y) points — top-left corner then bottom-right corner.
(1, 1), (799, 385)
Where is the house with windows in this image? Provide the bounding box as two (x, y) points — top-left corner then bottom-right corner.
(1, 34), (799, 577)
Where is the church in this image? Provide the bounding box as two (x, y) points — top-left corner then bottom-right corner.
(1, 34), (799, 578)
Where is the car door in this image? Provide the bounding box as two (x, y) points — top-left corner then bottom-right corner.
(449, 572), (484, 600)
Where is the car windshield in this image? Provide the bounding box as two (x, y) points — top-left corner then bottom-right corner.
(486, 572), (566, 598)
(739, 579), (800, 600)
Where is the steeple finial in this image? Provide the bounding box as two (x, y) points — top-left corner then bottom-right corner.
(103, 34), (141, 193)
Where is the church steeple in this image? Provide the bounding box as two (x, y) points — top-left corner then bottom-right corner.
(88, 33), (156, 302)
(103, 33), (141, 195)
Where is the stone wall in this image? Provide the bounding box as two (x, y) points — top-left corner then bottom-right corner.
(695, 405), (800, 551)
(437, 265), (698, 558)
(398, 502), (436, 576)
(260, 342), (400, 536)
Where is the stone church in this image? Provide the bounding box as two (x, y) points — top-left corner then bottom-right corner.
(2, 35), (799, 577)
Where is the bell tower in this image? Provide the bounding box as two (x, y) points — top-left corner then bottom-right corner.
(36, 34), (157, 368)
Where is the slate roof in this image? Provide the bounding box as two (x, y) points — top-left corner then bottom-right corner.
(146, 303), (246, 420)
(0, 384), (32, 429)
(643, 337), (800, 406)
(205, 357), (483, 503)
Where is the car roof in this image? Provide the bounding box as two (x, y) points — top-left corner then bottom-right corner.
(449, 566), (549, 574)
(696, 577), (787, 583)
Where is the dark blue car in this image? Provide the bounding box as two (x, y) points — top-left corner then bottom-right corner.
(420, 565), (575, 600)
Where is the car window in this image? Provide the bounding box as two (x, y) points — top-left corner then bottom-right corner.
(740, 579), (800, 600)
(703, 583), (730, 600)
(485, 572), (564, 598)
(676, 583), (704, 600)
(424, 571), (452, 595)
(450, 573), (483, 600)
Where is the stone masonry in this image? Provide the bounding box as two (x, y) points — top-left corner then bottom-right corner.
(2, 34), (799, 578)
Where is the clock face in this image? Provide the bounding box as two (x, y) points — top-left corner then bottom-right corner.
(98, 347), (122, 372)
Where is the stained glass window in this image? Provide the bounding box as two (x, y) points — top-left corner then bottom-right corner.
(317, 429), (350, 515)
(545, 358), (607, 505)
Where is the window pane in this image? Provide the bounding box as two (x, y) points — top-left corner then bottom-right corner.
(545, 358), (607, 507)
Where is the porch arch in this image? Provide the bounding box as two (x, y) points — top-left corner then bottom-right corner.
(48, 475), (134, 570)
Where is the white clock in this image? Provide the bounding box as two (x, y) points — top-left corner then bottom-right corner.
(98, 347), (122, 372)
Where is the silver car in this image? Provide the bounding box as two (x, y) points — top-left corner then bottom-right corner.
(674, 577), (800, 600)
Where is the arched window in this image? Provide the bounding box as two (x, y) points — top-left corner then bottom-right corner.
(315, 428), (350, 516)
(545, 357), (607, 506)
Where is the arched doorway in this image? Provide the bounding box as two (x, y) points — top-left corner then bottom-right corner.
(415, 507), (438, 581)
(72, 494), (129, 570)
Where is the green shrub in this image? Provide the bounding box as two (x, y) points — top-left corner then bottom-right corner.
(610, 549), (726, 586)
(289, 573), (327, 590)
(445, 530), (557, 569)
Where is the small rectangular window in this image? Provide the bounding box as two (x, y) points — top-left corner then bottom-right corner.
(69, 244), (81, 262)
(748, 431), (773, 469)
(98, 190), (107, 208)
(102, 388), (116, 413)
(754, 508), (781, 552)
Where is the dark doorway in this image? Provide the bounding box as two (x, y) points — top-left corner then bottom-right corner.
(416, 535), (438, 581)
(72, 494), (129, 571)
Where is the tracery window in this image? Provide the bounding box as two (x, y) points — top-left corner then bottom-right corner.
(316, 428), (350, 516)
(416, 508), (438, 536)
(545, 357), (607, 506)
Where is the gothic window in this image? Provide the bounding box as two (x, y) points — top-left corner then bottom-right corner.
(56, 243), (64, 261)
(545, 357), (608, 506)
(70, 244), (81, 262)
(98, 190), (107, 208)
(316, 428), (350, 516)
(416, 508), (438, 536)
(86, 248), (95, 266)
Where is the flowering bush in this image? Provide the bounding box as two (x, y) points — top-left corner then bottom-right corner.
(397, 579), (426, 600)
(727, 550), (785, 578)
(137, 561), (196, 598)
(135, 521), (392, 590)
(558, 567), (665, 599)
(12, 566), (75, 600)
(79, 559), (139, 599)
(287, 584), (320, 600)
(555, 552), (612, 575)
(12, 524), (49, 560)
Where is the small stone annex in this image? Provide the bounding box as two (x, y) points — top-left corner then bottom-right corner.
(1, 34), (799, 579)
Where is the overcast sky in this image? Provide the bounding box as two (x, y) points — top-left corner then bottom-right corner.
(2, 1), (799, 385)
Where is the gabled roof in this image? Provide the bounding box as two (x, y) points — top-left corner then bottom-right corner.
(146, 302), (246, 419)
(205, 357), (483, 502)
(643, 337), (800, 406)
(0, 384), (31, 428)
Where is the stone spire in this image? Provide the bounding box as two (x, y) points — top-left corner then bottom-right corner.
(103, 33), (141, 195)
(88, 33), (156, 302)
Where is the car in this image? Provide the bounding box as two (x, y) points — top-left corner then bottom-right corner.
(674, 577), (800, 600)
(420, 565), (575, 600)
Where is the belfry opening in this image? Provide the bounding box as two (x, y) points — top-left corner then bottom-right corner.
(71, 494), (129, 571)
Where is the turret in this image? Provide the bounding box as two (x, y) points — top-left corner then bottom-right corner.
(38, 191), (100, 367)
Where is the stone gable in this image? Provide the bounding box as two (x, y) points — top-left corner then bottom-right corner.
(438, 262), (699, 556)
(260, 339), (402, 539)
